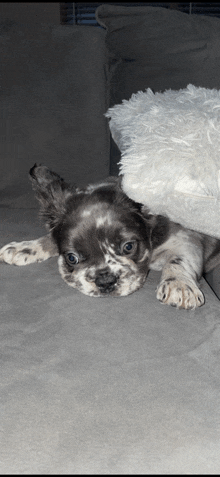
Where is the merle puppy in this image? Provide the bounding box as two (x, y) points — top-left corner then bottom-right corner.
(1, 164), (220, 308)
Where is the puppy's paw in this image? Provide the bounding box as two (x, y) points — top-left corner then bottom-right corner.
(156, 278), (205, 309)
(0, 240), (50, 266)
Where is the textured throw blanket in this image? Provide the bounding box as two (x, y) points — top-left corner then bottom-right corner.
(106, 84), (220, 238)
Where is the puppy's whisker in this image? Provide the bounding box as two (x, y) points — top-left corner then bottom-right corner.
(138, 249), (151, 263)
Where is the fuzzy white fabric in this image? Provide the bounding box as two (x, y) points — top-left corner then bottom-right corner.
(106, 84), (220, 238)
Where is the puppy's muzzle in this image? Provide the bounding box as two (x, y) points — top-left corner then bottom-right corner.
(95, 269), (118, 294)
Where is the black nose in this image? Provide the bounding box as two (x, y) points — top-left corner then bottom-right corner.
(95, 269), (118, 294)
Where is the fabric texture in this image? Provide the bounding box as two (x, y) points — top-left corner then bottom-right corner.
(0, 19), (109, 210)
(96, 4), (220, 105)
(106, 84), (220, 238)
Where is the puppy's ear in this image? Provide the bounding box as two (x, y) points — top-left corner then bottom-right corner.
(29, 164), (74, 230)
(140, 205), (170, 248)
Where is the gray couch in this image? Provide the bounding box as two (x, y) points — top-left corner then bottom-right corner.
(1, 4), (220, 474)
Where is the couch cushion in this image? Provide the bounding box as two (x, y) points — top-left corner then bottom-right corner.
(0, 20), (109, 209)
(1, 208), (220, 473)
(96, 4), (220, 105)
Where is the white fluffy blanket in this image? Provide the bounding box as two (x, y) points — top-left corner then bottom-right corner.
(106, 84), (220, 238)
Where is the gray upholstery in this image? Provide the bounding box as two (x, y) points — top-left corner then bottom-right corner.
(1, 5), (220, 474)
(97, 4), (220, 104)
(1, 209), (220, 474)
(0, 18), (109, 211)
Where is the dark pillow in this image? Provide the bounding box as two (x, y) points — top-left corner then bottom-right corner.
(96, 4), (220, 106)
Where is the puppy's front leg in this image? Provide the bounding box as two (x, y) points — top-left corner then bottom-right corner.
(152, 229), (205, 309)
(0, 234), (58, 266)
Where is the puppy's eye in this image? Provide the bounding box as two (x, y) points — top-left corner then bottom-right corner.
(122, 241), (136, 255)
(65, 253), (79, 265)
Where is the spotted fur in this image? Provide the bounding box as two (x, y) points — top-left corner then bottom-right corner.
(1, 164), (220, 309)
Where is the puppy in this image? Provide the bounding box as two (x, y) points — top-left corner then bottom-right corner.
(1, 164), (220, 309)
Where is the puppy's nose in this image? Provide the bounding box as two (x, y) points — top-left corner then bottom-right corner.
(95, 269), (117, 294)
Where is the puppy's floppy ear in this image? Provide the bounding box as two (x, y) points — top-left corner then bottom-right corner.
(29, 164), (74, 230)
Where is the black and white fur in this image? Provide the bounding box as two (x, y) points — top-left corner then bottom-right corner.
(1, 164), (220, 309)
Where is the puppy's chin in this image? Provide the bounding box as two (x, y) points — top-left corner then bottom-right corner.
(57, 256), (148, 297)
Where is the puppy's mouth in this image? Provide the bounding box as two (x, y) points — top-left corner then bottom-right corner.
(94, 270), (118, 295)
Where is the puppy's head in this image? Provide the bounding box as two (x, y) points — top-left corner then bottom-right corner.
(30, 164), (154, 297)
